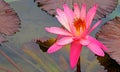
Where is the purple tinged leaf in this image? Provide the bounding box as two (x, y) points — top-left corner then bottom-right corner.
(0, 0), (20, 36)
(96, 17), (120, 65)
(35, 0), (118, 20)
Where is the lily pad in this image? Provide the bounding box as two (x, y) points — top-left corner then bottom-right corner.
(35, 0), (118, 20)
(96, 17), (120, 65)
(0, 0), (20, 36)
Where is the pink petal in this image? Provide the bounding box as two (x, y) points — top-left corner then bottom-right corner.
(87, 42), (104, 56)
(56, 35), (63, 40)
(57, 37), (73, 45)
(74, 3), (80, 18)
(56, 9), (71, 31)
(75, 4), (87, 36)
(63, 4), (74, 24)
(45, 27), (72, 36)
(80, 4), (86, 20)
(80, 39), (90, 46)
(70, 41), (82, 69)
(47, 42), (63, 53)
(56, 8), (65, 16)
(63, 4), (77, 34)
(88, 20), (101, 34)
(87, 35), (108, 51)
(63, 4), (76, 35)
(86, 4), (97, 28)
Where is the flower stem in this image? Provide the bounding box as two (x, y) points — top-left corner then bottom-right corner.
(77, 57), (81, 72)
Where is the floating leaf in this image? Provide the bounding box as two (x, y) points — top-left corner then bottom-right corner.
(35, 0), (118, 20)
(36, 37), (56, 52)
(97, 53), (120, 72)
(0, 0), (20, 36)
(96, 17), (120, 65)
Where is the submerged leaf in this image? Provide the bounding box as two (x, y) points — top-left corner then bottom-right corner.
(96, 17), (120, 65)
(35, 0), (118, 20)
(36, 37), (56, 52)
(0, 49), (23, 72)
(0, 0), (20, 36)
(22, 41), (72, 72)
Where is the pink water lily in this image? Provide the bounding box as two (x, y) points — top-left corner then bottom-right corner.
(45, 3), (108, 69)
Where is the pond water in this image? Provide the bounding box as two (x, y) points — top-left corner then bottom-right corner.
(0, 0), (120, 72)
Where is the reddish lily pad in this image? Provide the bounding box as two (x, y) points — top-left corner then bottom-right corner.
(0, 0), (20, 36)
(96, 17), (120, 65)
(35, 0), (118, 19)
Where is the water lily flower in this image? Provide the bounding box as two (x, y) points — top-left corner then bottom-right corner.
(45, 3), (108, 69)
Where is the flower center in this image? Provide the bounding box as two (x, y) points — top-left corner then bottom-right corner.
(73, 18), (86, 36)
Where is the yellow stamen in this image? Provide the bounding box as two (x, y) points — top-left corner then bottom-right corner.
(74, 18), (86, 36)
